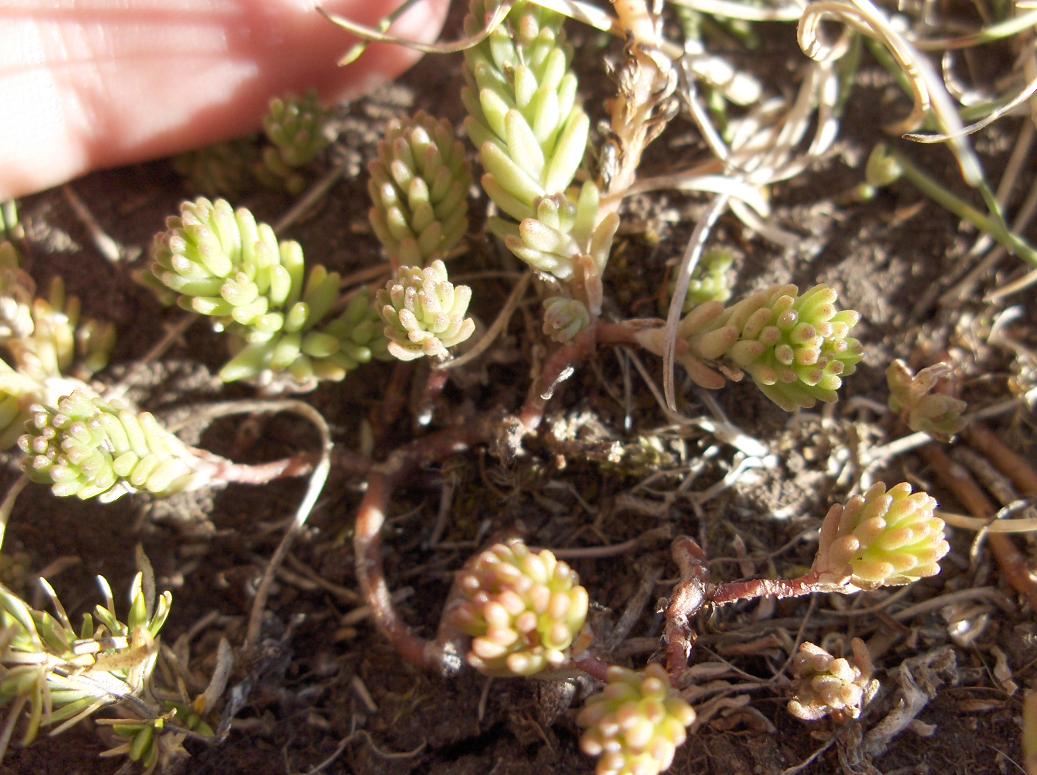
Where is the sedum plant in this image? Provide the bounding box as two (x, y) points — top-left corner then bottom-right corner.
(368, 111), (472, 267)
(18, 390), (206, 503)
(577, 664), (696, 775)
(637, 283), (862, 411)
(376, 260), (475, 361)
(812, 482), (949, 590)
(542, 295), (590, 343)
(787, 639), (878, 723)
(0, 561), (170, 761)
(255, 91), (333, 195)
(0, 239), (115, 448)
(16, 388), (313, 503)
(886, 359), (966, 441)
(171, 138), (258, 199)
(446, 538), (589, 676)
(150, 197), (388, 385)
(669, 248), (734, 313)
(462, 0), (618, 313)
(462, 0), (589, 223)
(174, 92), (333, 197)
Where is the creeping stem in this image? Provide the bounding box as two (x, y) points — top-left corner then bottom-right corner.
(354, 415), (499, 675)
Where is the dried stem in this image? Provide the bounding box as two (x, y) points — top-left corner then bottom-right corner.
(963, 423), (1037, 496)
(664, 536), (710, 676)
(600, 1), (677, 216)
(921, 445), (1037, 611)
(353, 415), (499, 675)
(245, 401), (333, 651)
(611, 0), (656, 41)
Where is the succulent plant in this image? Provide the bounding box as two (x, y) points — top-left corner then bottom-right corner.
(255, 91), (333, 194)
(636, 283), (862, 411)
(461, 0), (618, 289)
(446, 539), (589, 676)
(151, 198), (293, 326)
(0, 242), (34, 341)
(263, 91), (331, 168)
(20, 278), (115, 382)
(500, 183), (619, 285)
(0, 560), (170, 760)
(788, 639), (878, 722)
(543, 295), (590, 342)
(670, 248), (733, 313)
(578, 663), (696, 775)
(376, 260), (475, 361)
(219, 286), (389, 385)
(18, 390), (204, 502)
(887, 359), (966, 441)
(721, 284), (862, 410)
(812, 482), (949, 590)
(368, 111), (471, 266)
(150, 197), (388, 384)
(171, 137), (259, 198)
(463, 0), (588, 218)
(0, 244), (115, 449)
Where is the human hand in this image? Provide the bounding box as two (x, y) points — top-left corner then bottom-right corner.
(0, 0), (450, 199)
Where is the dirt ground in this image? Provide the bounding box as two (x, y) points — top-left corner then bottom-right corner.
(1, 4), (1035, 775)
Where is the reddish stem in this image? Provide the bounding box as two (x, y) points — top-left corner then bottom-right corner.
(597, 320), (643, 347)
(517, 320), (646, 434)
(372, 361), (414, 445)
(519, 326), (599, 433)
(709, 572), (826, 606)
(922, 445), (1037, 611)
(416, 367), (450, 426)
(963, 423), (1037, 496)
(664, 536), (711, 676)
(353, 415), (498, 675)
(571, 656), (611, 682)
(192, 450), (315, 485)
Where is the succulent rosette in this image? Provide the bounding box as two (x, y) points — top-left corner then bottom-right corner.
(637, 282), (862, 411)
(578, 664), (695, 775)
(19, 391), (203, 502)
(887, 359), (966, 441)
(256, 91), (332, 194)
(377, 260), (475, 361)
(151, 198), (387, 385)
(447, 539), (589, 676)
(368, 111), (471, 266)
(788, 639), (878, 722)
(812, 482), (949, 590)
(542, 296), (590, 342)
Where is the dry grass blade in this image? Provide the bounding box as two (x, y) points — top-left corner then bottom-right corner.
(797, 0), (983, 186)
(319, 2), (513, 59)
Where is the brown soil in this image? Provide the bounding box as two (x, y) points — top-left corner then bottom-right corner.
(2, 7), (1035, 775)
